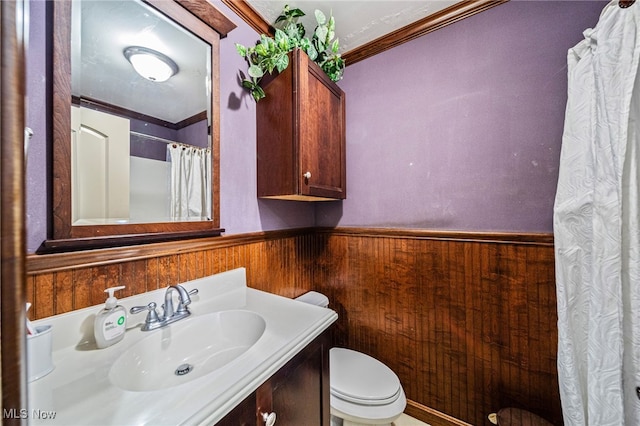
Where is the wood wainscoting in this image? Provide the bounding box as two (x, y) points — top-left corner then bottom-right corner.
(26, 229), (319, 319)
(26, 227), (559, 426)
(312, 228), (560, 426)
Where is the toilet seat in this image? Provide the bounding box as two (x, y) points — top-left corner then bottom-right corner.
(330, 348), (402, 406)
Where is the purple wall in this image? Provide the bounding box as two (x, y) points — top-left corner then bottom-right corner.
(26, 0), (49, 254)
(316, 0), (606, 233)
(26, 0), (606, 252)
(215, 1), (316, 237)
(129, 119), (178, 161)
(177, 119), (208, 148)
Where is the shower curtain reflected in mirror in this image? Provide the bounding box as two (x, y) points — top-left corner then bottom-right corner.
(554, 1), (640, 424)
(167, 143), (211, 221)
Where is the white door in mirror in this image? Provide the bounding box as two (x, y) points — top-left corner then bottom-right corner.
(71, 106), (130, 223)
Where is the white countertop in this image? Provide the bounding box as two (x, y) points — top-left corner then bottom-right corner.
(27, 268), (337, 425)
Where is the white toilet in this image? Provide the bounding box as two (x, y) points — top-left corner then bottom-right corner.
(295, 292), (407, 426)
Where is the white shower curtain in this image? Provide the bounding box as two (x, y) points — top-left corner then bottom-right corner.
(167, 143), (211, 220)
(554, 1), (640, 425)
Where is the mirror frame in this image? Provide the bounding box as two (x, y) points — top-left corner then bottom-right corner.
(44, 0), (235, 253)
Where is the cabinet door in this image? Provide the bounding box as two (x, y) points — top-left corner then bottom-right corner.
(216, 392), (256, 426)
(257, 334), (330, 426)
(299, 60), (346, 200)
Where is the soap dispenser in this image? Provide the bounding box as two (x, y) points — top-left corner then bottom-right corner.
(94, 286), (127, 349)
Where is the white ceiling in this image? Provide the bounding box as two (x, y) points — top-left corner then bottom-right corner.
(244, 1), (460, 54)
(74, 0), (210, 124)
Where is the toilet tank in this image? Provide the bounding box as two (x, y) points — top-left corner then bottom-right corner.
(295, 291), (329, 308)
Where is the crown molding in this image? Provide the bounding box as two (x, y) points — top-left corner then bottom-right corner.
(221, 0), (508, 66)
(220, 0), (272, 36)
(342, 0), (508, 66)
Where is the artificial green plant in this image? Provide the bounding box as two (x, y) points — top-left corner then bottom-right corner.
(235, 5), (345, 102)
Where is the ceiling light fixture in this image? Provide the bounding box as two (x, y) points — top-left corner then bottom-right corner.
(123, 46), (178, 83)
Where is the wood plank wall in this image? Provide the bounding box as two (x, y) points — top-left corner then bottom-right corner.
(313, 228), (560, 426)
(26, 228), (560, 426)
(26, 229), (318, 319)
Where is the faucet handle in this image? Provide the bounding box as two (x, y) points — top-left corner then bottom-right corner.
(176, 288), (198, 314)
(130, 302), (160, 327)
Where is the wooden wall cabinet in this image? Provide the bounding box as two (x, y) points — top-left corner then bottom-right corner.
(217, 331), (331, 425)
(257, 49), (346, 201)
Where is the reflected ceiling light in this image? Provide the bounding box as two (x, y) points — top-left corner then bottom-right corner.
(123, 46), (178, 83)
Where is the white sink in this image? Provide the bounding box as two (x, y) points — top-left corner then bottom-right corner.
(109, 310), (266, 392)
(29, 268), (338, 425)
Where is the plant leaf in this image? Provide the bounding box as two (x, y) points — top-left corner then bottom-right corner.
(238, 4), (345, 101)
(296, 23), (306, 39)
(275, 5), (304, 27)
(235, 43), (247, 57)
(251, 85), (266, 102)
(254, 43), (267, 57)
(288, 8), (305, 18)
(241, 79), (255, 89)
(328, 16), (335, 33)
(315, 26), (328, 44)
(314, 9), (326, 25)
(248, 65), (264, 78)
(274, 4), (290, 24)
(285, 25), (299, 40)
(274, 28), (290, 50)
(302, 41), (317, 61)
(275, 53), (289, 73)
(331, 39), (340, 54)
(299, 38), (311, 50)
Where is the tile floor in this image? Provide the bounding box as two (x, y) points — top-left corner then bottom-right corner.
(394, 413), (431, 426)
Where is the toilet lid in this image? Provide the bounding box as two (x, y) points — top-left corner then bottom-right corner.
(330, 348), (402, 406)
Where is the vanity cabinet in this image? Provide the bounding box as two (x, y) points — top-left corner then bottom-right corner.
(216, 331), (330, 425)
(257, 49), (346, 201)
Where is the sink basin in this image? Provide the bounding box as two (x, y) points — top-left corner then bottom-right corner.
(109, 310), (266, 391)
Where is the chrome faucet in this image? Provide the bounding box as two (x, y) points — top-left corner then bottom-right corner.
(164, 285), (192, 318)
(130, 285), (198, 331)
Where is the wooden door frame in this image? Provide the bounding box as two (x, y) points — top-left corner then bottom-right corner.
(1, 0), (28, 422)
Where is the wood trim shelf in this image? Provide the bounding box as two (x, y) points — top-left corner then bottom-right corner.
(27, 227), (553, 274)
(317, 227), (554, 245)
(28, 228), (315, 274)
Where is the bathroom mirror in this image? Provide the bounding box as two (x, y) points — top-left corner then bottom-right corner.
(46, 0), (235, 252)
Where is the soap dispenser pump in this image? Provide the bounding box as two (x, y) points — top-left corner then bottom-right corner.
(94, 286), (127, 349)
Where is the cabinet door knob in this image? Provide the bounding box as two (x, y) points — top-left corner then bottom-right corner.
(261, 411), (276, 426)
(303, 171), (311, 179)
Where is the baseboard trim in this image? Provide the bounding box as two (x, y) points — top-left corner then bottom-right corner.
(405, 399), (473, 426)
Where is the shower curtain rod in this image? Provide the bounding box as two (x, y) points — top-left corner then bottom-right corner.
(130, 131), (177, 145)
(130, 131), (208, 150)
(619, 0), (635, 8)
